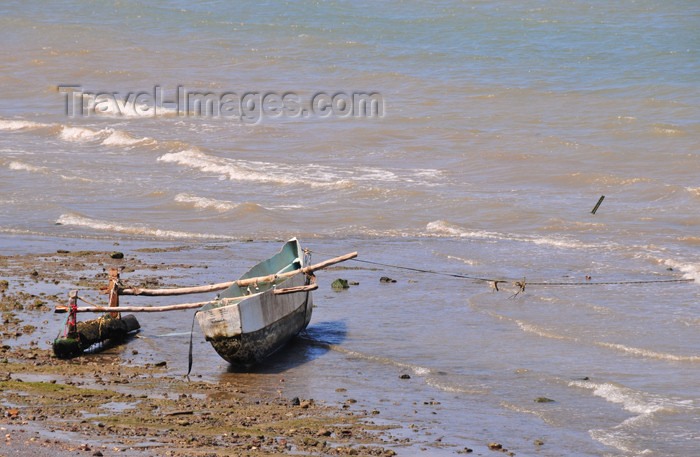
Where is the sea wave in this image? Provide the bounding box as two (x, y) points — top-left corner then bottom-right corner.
(1, 117), (158, 149)
(426, 220), (598, 249)
(158, 148), (352, 188)
(569, 380), (693, 416)
(686, 187), (700, 197)
(299, 335), (434, 376)
(8, 160), (48, 174)
(594, 341), (699, 362)
(7, 160), (96, 183)
(101, 130), (154, 146)
(572, 380), (693, 454)
(651, 124), (685, 136)
(56, 213), (235, 240)
(490, 310), (698, 362)
(0, 119), (49, 130)
(515, 320), (575, 341)
(425, 377), (489, 396)
(174, 193), (239, 212)
(663, 259), (700, 284)
(446, 255), (480, 266)
(59, 126), (109, 142)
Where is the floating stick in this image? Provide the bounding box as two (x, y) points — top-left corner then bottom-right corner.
(591, 195), (605, 214)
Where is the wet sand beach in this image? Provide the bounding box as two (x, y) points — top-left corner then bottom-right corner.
(0, 247), (409, 457)
(1, 241), (527, 457)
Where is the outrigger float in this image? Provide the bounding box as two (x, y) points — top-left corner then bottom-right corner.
(54, 239), (356, 366)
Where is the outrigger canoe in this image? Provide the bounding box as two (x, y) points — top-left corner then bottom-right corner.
(196, 238), (316, 366)
(55, 239), (356, 367)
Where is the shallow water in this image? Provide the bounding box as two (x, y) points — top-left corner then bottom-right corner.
(1, 1), (699, 455)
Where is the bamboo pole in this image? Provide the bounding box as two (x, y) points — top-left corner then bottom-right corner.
(56, 283), (319, 314)
(119, 251), (357, 297)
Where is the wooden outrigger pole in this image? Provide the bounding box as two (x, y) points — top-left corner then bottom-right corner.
(117, 251), (357, 297)
(55, 251), (356, 314)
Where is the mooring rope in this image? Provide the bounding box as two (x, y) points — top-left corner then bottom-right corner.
(186, 310), (199, 377)
(308, 249), (694, 289)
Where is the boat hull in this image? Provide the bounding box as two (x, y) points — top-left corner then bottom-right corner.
(196, 239), (313, 366)
(208, 289), (312, 365)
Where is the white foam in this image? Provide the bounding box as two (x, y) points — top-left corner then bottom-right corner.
(663, 259), (700, 284)
(652, 125), (685, 135)
(446, 254), (480, 266)
(426, 220), (597, 249)
(589, 428), (651, 455)
(686, 187), (700, 197)
(570, 380), (691, 416)
(8, 160), (96, 183)
(426, 220), (502, 239)
(158, 148), (349, 188)
(101, 130), (153, 146)
(576, 381), (696, 454)
(516, 320), (575, 341)
(59, 126), (107, 142)
(0, 119), (49, 130)
(174, 193), (238, 212)
(594, 341), (699, 362)
(58, 174), (96, 183)
(353, 166), (443, 185)
(425, 378), (489, 395)
(56, 213), (234, 240)
(8, 160), (48, 174)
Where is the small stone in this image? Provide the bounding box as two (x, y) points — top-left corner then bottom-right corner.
(93, 451), (104, 457)
(317, 429), (331, 437)
(534, 397), (555, 403)
(291, 397), (300, 406)
(379, 276), (397, 283)
(154, 361), (167, 367)
(110, 252), (124, 259)
(371, 409), (380, 415)
(57, 249), (70, 254)
(488, 443), (502, 450)
(299, 400), (311, 409)
(331, 278), (349, 290)
(534, 440), (544, 446)
(399, 374), (411, 379)
(30, 270), (39, 277)
(302, 437), (319, 446)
